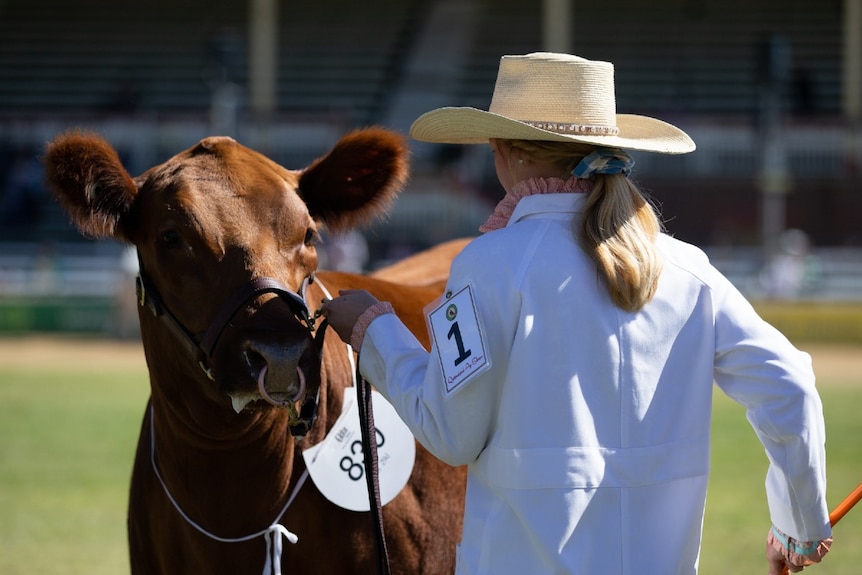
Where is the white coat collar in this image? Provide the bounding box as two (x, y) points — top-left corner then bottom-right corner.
(507, 193), (587, 227)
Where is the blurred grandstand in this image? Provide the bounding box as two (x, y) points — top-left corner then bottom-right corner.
(1, 0), (861, 333)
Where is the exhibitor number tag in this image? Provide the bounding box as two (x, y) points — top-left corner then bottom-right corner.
(302, 387), (415, 512)
(428, 284), (490, 396)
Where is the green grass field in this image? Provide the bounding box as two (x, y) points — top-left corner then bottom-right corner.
(0, 337), (859, 574)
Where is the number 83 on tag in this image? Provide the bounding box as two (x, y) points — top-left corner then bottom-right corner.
(427, 284), (490, 396)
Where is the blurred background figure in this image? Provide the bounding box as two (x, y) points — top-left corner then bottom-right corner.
(319, 229), (370, 273)
(760, 228), (821, 300)
(112, 245), (140, 340)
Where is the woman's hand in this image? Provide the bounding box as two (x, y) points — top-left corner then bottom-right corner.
(319, 289), (381, 344)
(767, 539), (802, 574)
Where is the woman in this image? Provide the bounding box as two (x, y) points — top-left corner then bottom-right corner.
(321, 52), (831, 575)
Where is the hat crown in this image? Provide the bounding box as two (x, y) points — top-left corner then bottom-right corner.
(488, 53), (617, 128)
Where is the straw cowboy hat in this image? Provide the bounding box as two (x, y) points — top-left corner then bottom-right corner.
(410, 52), (695, 154)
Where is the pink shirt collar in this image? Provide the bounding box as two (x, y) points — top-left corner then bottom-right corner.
(479, 176), (592, 233)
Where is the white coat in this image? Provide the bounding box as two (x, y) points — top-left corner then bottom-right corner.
(358, 192), (831, 574)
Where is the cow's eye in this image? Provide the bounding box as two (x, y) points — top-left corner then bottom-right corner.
(161, 230), (182, 247)
(304, 228), (318, 247)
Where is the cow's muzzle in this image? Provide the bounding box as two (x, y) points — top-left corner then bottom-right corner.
(137, 268), (326, 437)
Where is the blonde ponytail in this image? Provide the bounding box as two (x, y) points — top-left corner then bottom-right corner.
(506, 139), (664, 312)
(580, 174), (664, 312)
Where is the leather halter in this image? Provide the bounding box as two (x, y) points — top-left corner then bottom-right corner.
(135, 257), (326, 437)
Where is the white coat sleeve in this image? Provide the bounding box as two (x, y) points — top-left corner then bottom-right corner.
(711, 269), (831, 542)
(356, 243), (517, 467)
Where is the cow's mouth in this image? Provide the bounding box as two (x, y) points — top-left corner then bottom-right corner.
(230, 393), (259, 414)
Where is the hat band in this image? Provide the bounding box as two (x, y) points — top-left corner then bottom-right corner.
(522, 120), (620, 136)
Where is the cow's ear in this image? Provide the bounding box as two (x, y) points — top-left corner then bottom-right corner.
(44, 131), (138, 241)
(298, 127), (409, 234)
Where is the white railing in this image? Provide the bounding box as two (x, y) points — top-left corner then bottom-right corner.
(1, 242), (861, 302)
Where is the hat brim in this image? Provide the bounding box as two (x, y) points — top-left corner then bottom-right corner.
(410, 107), (696, 154)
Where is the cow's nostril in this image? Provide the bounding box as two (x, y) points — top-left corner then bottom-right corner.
(238, 348), (267, 389)
(242, 348), (267, 373)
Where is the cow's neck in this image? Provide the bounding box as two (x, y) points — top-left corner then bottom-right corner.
(147, 384), (300, 535)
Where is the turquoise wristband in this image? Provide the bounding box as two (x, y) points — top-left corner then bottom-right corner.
(771, 526), (818, 556)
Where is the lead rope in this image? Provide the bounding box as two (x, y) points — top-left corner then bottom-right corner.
(315, 279), (390, 575)
(357, 368), (392, 575)
(149, 405), (306, 575)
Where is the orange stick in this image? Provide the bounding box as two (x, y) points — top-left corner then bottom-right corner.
(829, 482), (862, 526)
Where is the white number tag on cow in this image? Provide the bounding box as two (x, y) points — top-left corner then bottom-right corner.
(427, 284), (490, 396)
(302, 387), (415, 512)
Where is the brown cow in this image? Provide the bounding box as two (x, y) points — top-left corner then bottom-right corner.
(44, 129), (467, 574)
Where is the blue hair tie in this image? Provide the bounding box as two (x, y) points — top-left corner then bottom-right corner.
(572, 148), (635, 178)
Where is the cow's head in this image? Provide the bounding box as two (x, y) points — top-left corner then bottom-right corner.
(44, 128), (408, 422)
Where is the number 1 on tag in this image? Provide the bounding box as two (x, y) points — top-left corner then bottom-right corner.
(448, 322), (471, 366)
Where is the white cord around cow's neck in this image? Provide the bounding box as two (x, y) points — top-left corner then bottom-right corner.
(150, 405), (306, 575)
